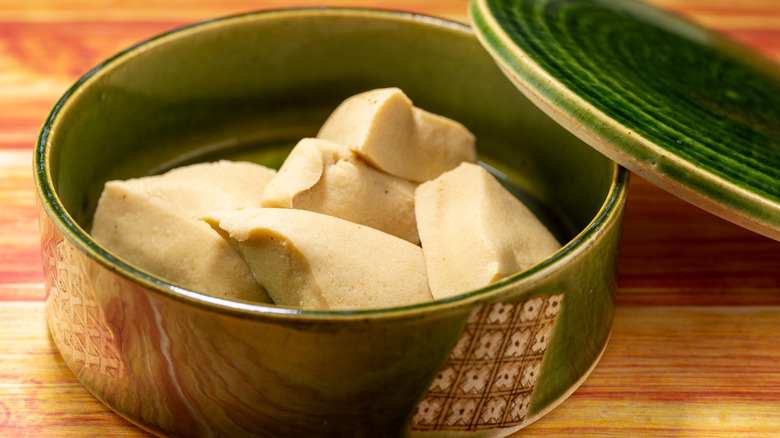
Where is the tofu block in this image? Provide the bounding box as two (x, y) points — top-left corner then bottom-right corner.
(262, 138), (419, 243)
(200, 208), (433, 310)
(415, 162), (561, 299)
(91, 161), (275, 303)
(317, 88), (477, 183)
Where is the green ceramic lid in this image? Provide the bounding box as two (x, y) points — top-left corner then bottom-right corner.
(470, 0), (780, 241)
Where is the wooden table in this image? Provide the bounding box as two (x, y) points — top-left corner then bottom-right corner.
(2, 0), (780, 436)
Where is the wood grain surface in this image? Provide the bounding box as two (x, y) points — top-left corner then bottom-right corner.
(2, 0), (780, 436)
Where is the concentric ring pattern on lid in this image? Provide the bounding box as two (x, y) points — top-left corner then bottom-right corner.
(471, 0), (780, 241)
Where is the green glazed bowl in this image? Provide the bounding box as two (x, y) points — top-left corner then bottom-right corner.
(34, 8), (628, 438)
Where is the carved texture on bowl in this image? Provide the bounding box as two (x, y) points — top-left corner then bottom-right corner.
(43, 234), (125, 379)
(411, 294), (563, 431)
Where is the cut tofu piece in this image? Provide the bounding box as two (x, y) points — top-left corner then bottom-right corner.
(91, 160), (275, 303)
(200, 208), (433, 310)
(262, 138), (419, 243)
(415, 162), (561, 299)
(317, 87), (477, 183)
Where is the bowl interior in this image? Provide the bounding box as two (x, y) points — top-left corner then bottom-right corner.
(39, 8), (616, 308)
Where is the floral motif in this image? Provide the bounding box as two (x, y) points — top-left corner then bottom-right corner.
(473, 331), (503, 360)
(480, 396), (507, 424)
(532, 322), (554, 353)
(413, 398), (443, 425)
(509, 394), (532, 421)
(493, 362), (520, 391)
(519, 297), (543, 322)
(430, 366), (457, 392)
(487, 302), (513, 324)
(546, 294), (563, 317)
(459, 365), (491, 394)
(521, 361), (542, 388)
(504, 328), (531, 358)
(447, 399), (478, 426)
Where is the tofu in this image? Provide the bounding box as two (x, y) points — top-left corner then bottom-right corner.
(415, 162), (561, 299)
(317, 88), (477, 183)
(90, 88), (562, 310)
(262, 138), (419, 244)
(90, 161), (275, 303)
(200, 208), (433, 310)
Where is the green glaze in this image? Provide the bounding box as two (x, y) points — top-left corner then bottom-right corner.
(471, 0), (780, 241)
(35, 8), (627, 437)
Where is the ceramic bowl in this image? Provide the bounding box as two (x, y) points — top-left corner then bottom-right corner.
(34, 8), (628, 438)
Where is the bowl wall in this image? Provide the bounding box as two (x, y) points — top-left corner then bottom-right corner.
(36, 8), (628, 437)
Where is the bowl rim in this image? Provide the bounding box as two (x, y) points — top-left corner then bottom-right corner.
(34, 7), (629, 322)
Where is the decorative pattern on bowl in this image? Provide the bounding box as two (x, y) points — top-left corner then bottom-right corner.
(46, 238), (126, 380)
(412, 295), (562, 431)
